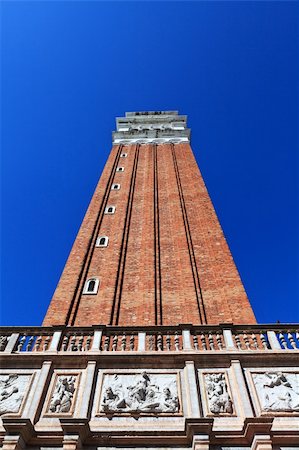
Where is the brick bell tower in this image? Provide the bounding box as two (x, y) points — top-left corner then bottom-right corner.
(43, 111), (256, 327)
(1, 112), (298, 450)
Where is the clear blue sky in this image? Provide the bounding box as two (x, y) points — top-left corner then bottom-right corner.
(1, 1), (298, 326)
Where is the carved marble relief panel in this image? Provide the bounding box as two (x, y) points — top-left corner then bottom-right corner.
(0, 374), (33, 416)
(251, 371), (299, 413)
(198, 370), (235, 416)
(98, 371), (180, 414)
(44, 372), (80, 416)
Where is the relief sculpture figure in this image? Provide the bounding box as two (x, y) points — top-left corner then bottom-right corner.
(205, 373), (233, 414)
(100, 372), (179, 413)
(0, 374), (30, 415)
(48, 376), (76, 413)
(253, 372), (299, 412)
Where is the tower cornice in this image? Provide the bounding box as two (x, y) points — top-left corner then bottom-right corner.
(113, 110), (191, 144)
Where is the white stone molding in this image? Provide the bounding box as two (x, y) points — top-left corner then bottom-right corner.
(44, 372), (81, 416)
(98, 371), (180, 415)
(0, 373), (33, 417)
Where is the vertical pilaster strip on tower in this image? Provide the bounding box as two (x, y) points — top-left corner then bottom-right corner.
(153, 144), (163, 325)
(111, 144), (140, 325)
(171, 143), (207, 324)
(66, 144), (123, 326)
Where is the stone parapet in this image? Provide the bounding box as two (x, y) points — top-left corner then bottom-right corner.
(0, 324), (298, 449)
(113, 111), (191, 144)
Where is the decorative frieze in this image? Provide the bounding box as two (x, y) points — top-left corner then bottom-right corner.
(0, 374), (32, 416)
(203, 373), (234, 415)
(45, 373), (80, 415)
(252, 371), (299, 412)
(99, 371), (179, 414)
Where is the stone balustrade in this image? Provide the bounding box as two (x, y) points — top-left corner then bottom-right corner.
(0, 324), (298, 354)
(1, 324), (298, 449)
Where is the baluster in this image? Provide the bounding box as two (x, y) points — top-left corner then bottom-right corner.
(0, 336), (7, 351)
(78, 335), (84, 351)
(216, 333), (223, 350)
(278, 332), (287, 349)
(296, 332), (299, 345)
(287, 332), (296, 349)
(200, 333), (207, 350)
(149, 334), (154, 351)
(112, 335), (118, 351)
(85, 334), (92, 351)
(70, 335), (77, 351)
(193, 334), (199, 350)
(26, 335), (34, 352)
(130, 334), (134, 351)
(208, 333), (214, 350)
(35, 335), (42, 351)
(121, 333), (126, 351)
(62, 335), (69, 351)
(234, 333), (242, 350)
(104, 336), (110, 351)
(44, 335), (51, 351)
(251, 333), (258, 349)
(157, 333), (163, 351)
(17, 335), (26, 352)
(260, 332), (268, 350)
(166, 333), (171, 350)
(243, 333), (250, 349)
(174, 332), (179, 351)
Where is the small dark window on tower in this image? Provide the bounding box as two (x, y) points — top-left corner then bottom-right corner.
(120, 153), (127, 158)
(105, 206), (115, 214)
(87, 280), (95, 292)
(96, 236), (109, 247)
(116, 167), (124, 172)
(112, 184), (120, 190)
(83, 277), (99, 294)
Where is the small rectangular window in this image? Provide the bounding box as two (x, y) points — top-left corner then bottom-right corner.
(96, 236), (109, 247)
(120, 153), (127, 158)
(105, 206), (115, 214)
(83, 277), (99, 294)
(116, 167), (124, 172)
(112, 184), (120, 190)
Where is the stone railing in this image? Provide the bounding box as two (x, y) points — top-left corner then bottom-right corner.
(0, 324), (298, 354)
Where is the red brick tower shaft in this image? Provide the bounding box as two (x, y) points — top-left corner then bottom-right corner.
(43, 111), (256, 326)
